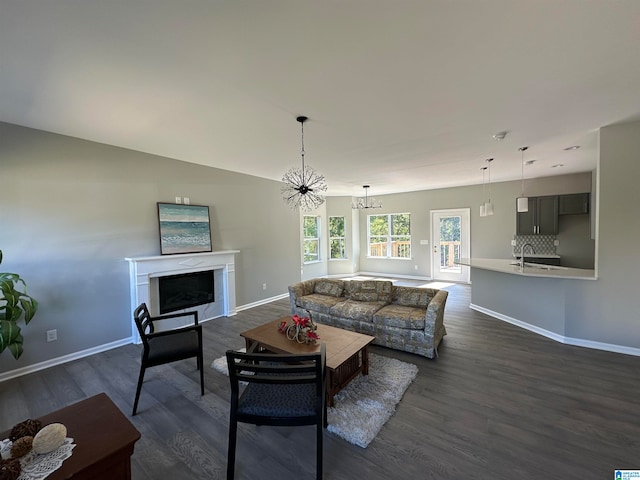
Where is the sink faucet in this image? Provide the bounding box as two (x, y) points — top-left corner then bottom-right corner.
(520, 243), (535, 269)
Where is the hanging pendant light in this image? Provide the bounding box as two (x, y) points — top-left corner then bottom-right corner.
(479, 166), (488, 217)
(281, 116), (327, 212)
(484, 158), (494, 216)
(517, 146), (529, 212)
(352, 185), (382, 210)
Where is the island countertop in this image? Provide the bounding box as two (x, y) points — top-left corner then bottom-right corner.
(457, 258), (596, 280)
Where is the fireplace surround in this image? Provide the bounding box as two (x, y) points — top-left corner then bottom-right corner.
(126, 250), (239, 342)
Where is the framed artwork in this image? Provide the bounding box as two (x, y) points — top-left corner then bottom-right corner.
(157, 203), (212, 255)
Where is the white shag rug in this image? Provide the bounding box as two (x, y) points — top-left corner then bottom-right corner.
(212, 350), (418, 448)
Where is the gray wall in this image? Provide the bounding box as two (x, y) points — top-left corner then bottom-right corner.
(565, 120), (640, 347)
(0, 122), (301, 373)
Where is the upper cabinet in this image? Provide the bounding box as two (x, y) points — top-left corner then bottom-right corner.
(559, 193), (590, 215)
(516, 195), (559, 235)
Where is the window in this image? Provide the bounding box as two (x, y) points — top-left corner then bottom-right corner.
(368, 213), (411, 258)
(329, 216), (346, 259)
(303, 215), (321, 263)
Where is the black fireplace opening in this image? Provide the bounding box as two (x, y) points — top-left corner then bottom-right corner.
(158, 270), (215, 314)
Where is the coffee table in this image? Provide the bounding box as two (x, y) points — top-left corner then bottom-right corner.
(240, 317), (375, 408)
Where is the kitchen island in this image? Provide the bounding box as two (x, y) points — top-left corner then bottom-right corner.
(456, 258), (598, 349)
(457, 257), (596, 280)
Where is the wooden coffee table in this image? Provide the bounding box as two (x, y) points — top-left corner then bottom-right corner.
(240, 317), (375, 408)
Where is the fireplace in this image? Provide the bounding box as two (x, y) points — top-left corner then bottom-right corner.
(126, 250), (239, 343)
(158, 270), (214, 314)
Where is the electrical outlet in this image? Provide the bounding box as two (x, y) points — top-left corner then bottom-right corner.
(183, 197), (190, 205)
(414, 265), (418, 270)
(554, 239), (560, 246)
(262, 283), (267, 291)
(175, 196), (182, 204)
(511, 239), (517, 246)
(47, 329), (57, 342)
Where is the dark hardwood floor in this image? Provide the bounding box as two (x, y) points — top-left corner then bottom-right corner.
(1, 281), (639, 479)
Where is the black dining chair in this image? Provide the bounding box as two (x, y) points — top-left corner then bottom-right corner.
(132, 302), (204, 415)
(226, 344), (326, 479)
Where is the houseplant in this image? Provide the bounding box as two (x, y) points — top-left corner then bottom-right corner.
(0, 249), (38, 359)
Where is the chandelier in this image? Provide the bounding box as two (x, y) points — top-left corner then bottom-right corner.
(352, 185), (382, 210)
(281, 116), (327, 212)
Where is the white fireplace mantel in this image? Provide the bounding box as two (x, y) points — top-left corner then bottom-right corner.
(126, 250), (239, 342)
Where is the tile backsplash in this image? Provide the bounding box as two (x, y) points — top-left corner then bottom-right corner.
(513, 235), (557, 256)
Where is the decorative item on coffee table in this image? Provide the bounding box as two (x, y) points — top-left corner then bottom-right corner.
(278, 313), (320, 344)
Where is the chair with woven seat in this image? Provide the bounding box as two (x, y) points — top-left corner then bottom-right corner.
(226, 344), (326, 480)
(132, 302), (204, 415)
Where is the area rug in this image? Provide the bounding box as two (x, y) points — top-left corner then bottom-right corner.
(212, 350), (418, 448)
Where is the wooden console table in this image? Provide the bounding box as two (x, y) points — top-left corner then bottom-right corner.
(1, 393), (141, 480)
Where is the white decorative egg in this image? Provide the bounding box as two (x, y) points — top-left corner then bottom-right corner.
(32, 423), (67, 454)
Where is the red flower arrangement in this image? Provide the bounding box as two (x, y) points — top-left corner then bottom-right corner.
(278, 314), (320, 344)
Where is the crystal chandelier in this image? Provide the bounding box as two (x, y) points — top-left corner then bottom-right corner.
(281, 116), (327, 212)
(352, 185), (382, 210)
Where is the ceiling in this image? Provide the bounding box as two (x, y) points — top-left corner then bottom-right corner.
(2, 1), (639, 196)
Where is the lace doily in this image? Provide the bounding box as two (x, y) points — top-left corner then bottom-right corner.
(0, 437), (75, 480)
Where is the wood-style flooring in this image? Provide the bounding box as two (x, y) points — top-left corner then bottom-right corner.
(1, 279), (639, 479)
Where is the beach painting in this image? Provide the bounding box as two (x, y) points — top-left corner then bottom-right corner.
(158, 203), (212, 255)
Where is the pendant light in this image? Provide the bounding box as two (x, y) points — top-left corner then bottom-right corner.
(484, 158), (494, 216)
(281, 115), (328, 212)
(517, 147), (529, 213)
(479, 166), (488, 217)
(352, 185), (382, 210)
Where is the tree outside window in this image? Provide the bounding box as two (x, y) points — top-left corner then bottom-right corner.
(368, 213), (411, 258)
(329, 216), (346, 259)
(303, 215), (320, 263)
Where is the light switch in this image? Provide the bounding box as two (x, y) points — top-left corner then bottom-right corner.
(420, 240), (429, 245)
(175, 196), (182, 204)
(183, 197), (190, 205)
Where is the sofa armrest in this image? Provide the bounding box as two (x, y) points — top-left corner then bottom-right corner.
(425, 289), (448, 332)
(288, 279), (317, 313)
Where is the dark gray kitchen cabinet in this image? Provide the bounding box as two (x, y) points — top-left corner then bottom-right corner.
(516, 195), (558, 235)
(559, 193), (590, 215)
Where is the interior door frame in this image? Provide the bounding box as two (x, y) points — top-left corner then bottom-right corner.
(430, 208), (470, 283)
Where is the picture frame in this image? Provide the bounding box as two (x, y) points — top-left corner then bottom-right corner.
(157, 202), (212, 255)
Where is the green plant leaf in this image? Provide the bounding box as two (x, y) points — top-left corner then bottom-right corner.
(20, 297), (38, 324)
(0, 320), (24, 359)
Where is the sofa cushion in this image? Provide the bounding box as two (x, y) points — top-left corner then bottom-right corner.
(372, 304), (426, 330)
(298, 294), (345, 315)
(392, 286), (434, 308)
(344, 280), (393, 303)
(330, 299), (387, 322)
(313, 279), (345, 298)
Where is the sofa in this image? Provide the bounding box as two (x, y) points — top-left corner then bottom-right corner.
(288, 278), (448, 359)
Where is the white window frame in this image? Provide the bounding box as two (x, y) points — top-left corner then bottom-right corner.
(303, 215), (321, 263)
(367, 213), (411, 259)
(329, 216), (347, 260)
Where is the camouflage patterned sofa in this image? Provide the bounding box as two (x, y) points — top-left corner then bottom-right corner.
(288, 278), (448, 359)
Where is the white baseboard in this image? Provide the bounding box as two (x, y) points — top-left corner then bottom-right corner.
(0, 338), (133, 383)
(470, 303), (640, 357)
(354, 271), (433, 281)
(236, 293), (289, 313)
